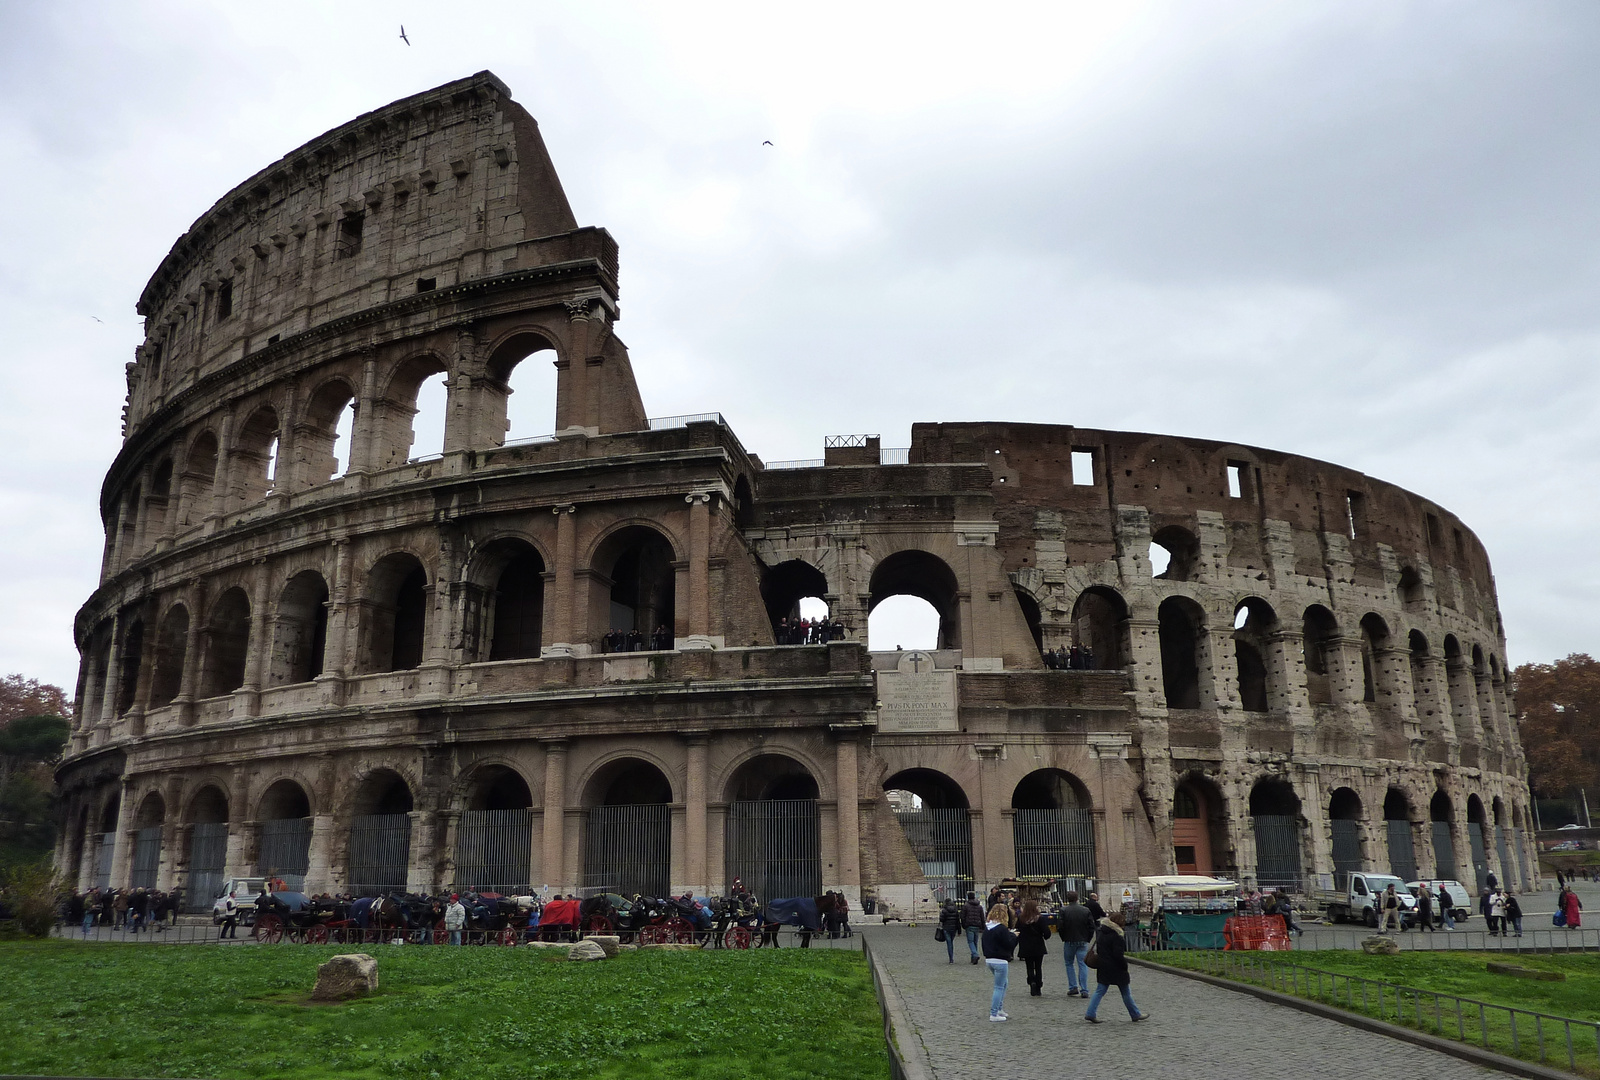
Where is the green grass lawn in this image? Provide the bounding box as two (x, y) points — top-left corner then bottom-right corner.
(1152, 949), (1600, 1075)
(0, 941), (890, 1080)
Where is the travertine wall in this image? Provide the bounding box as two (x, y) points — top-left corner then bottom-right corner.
(57, 73), (1534, 916)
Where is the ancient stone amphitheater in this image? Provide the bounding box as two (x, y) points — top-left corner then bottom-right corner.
(56, 72), (1535, 915)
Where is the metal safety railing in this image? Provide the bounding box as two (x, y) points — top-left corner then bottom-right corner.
(1156, 948), (1600, 1076)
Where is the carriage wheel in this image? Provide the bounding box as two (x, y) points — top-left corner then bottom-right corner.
(665, 917), (695, 944)
(305, 926), (329, 945)
(638, 925), (664, 945)
(432, 928), (449, 945)
(584, 914), (614, 936)
(255, 916), (284, 944)
(500, 928), (519, 946)
(724, 926), (753, 950)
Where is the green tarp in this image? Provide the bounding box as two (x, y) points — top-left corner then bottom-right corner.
(1162, 911), (1229, 948)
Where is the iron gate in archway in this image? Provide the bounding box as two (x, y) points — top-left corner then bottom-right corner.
(187, 823), (228, 910)
(894, 808), (974, 902)
(348, 813), (411, 895)
(131, 827), (161, 890)
(1330, 818), (1362, 878)
(260, 818), (313, 893)
(454, 808), (533, 894)
(1431, 821), (1458, 881)
(583, 804), (670, 898)
(1387, 819), (1417, 882)
(1012, 808), (1097, 884)
(726, 799), (821, 901)
(1252, 815), (1301, 891)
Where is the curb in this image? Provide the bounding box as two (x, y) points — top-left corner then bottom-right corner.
(863, 939), (937, 1080)
(1129, 957), (1579, 1080)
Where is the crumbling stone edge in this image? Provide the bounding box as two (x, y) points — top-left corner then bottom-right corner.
(1129, 957), (1577, 1080)
(862, 939), (936, 1080)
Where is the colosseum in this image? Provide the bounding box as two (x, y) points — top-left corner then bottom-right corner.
(55, 72), (1536, 917)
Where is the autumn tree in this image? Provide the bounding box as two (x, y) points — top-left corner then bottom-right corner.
(0, 674), (70, 727)
(1515, 654), (1600, 796)
(0, 674), (71, 867)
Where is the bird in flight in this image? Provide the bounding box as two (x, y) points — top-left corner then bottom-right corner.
(762, 140), (773, 146)
(399, 25), (411, 45)
(90, 316), (103, 323)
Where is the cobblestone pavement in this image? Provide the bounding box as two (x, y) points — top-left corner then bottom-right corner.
(863, 926), (1506, 1079)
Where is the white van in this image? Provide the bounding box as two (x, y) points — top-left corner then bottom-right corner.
(210, 877), (268, 924)
(1406, 879), (1472, 923)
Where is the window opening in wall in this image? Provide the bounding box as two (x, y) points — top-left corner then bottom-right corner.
(409, 372), (448, 460)
(1425, 512), (1441, 547)
(267, 334), (280, 345)
(503, 346), (556, 443)
(868, 596), (939, 651)
(337, 212), (364, 259)
(1454, 528), (1466, 560)
(867, 550), (961, 651)
(330, 400), (355, 478)
(416, 277), (436, 292)
(1346, 491), (1365, 540)
(148, 343), (162, 378)
(1149, 525), (1198, 581)
(1148, 542), (1171, 577)
(1226, 462), (1245, 499)
(1070, 450), (1095, 486)
(215, 280), (232, 322)
(264, 436), (279, 492)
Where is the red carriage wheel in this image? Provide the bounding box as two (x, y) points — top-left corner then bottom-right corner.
(665, 916), (695, 944)
(305, 925), (329, 945)
(638, 925), (663, 945)
(724, 925), (752, 950)
(583, 913), (614, 936)
(433, 929), (449, 945)
(500, 928), (519, 946)
(255, 915), (284, 944)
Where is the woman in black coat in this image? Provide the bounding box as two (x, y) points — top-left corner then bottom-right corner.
(1084, 912), (1150, 1023)
(1015, 900), (1052, 996)
(938, 899), (964, 963)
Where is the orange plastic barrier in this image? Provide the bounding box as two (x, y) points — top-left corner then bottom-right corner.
(1222, 914), (1293, 951)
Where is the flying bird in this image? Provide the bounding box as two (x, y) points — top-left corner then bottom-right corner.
(399, 25), (411, 45)
(90, 316), (103, 323)
(762, 140), (773, 146)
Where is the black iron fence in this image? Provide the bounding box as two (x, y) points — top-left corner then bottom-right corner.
(1011, 808), (1095, 880)
(348, 814), (411, 895)
(727, 799), (821, 901)
(583, 804), (670, 898)
(454, 808), (532, 895)
(893, 808), (974, 903)
(260, 817), (312, 892)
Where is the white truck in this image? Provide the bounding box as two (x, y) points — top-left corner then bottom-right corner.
(1314, 871), (1418, 928)
(210, 877), (269, 924)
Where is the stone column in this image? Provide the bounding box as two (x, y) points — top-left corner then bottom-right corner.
(1090, 734), (1135, 884)
(107, 779), (135, 889)
(1413, 655), (1457, 748)
(541, 740), (569, 892)
(833, 731), (861, 899)
(556, 300), (594, 435)
(406, 810), (437, 894)
(684, 734), (709, 894)
(347, 353), (380, 476)
(175, 580), (206, 725)
(99, 611), (126, 725)
(320, 539), (354, 687)
(209, 409), (234, 520)
(542, 505), (579, 656)
(1201, 628), (1237, 711)
(683, 491), (714, 648)
(1328, 636), (1366, 705)
(304, 815), (335, 894)
(237, 560), (272, 714)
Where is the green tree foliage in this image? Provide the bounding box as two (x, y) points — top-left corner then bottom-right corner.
(0, 675), (71, 870)
(1515, 653), (1600, 795)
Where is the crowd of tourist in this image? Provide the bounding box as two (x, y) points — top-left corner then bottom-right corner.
(598, 625), (672, 653)
(774, 616), (847, 645)
(57, 887), (185, 935)
(1041, 645), (1098, 670)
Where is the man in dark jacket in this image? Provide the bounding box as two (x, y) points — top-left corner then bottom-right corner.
(961, 894), (986, 964)
(1056, 891), (1096, 998)
(1084, 912), (1150, 1023)
(939, 900), (964, 963)
(1085, 891), (1106, 921)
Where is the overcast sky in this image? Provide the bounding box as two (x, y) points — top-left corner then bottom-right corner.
(2, 1), (1596, 692)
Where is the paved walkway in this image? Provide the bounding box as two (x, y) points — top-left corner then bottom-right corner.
(863, 925), (1505, 1079)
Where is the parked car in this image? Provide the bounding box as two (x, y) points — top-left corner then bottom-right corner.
(1313, 872), (1417, 928)
(210, 877), (269, 924)
(1552, 840), (1584, 851)
(1558, 824), (1584, 830)
(1404, 879), (1471, 923)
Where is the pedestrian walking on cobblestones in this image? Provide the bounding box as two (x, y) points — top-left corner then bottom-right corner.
(1084, 912), (1148, 1024)
(939, 899), (964, 963)
(962, 893), (986, 964)
(1505, 891), (1523, 936)
(1016, 900), (1051, 996)
(1056, 890), (1095, 998)
(983, 904), (1017, 1021)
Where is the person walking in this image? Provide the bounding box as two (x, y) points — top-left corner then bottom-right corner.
(81, 890), (99, 938)
(219, 891), (238, 939)
(982, 904), (1018, 1022)
(1085, 891), (1106, 921)
(1016, 900), (1052, 997)
(938, 899), (964, 962)
(962, 892), (986, 964)
(1563, 886), (1583, 929)
(1505, 891), (1523, 937)
(1275, 890), (1303, 936)
(1056, 891), (1095, 998)
(1479, 889), (1496, 935)
(444, 894), (467, 945)
(1488, 889), (1506, 936)
(1084, 911), (1149, 1024)
(1436, 883), (1456, 929)
(1379, 884), (1399, 934)
(1417, 883), (1435, 932)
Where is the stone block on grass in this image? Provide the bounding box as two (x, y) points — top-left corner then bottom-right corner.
(587, 934), (621, 958)
(313, 953), (378, 1000)
(1360, 936), (1399, 955)
(567, 939), (608, 961)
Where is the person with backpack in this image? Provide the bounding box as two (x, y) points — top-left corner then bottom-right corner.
(982, 904), (1018, 1022)
(937, 898), (963, 962)
(1084, 911), (1149, 1024)
(961, 892), (986, 964)
(1015, 900), (1052, 997)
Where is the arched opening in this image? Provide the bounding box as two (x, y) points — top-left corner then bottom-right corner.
(258, 779), (312, 891)
(1014, 588), (1044, 655)
(200, 587), (251, 698)
(868, 595), (940, 651)
(761, 559), (831, 645)
(486, 544), (546, 661)
(1233, 598), (1276, 713)
(884, 769), (973, 902)
(177, 432), (218, 529)
(1158, 596), (1206, 709)
(233, 405), (281, 506)
(1466, 793), (1489, 891)
(270, 570), (329, 685)
(582, 758), (673, 898)
(1360, 614), (1390, 706)
(1150, 525), (1199, 581)
(1409, 631), (1436, 728)
(131, 792), (165, 890)
(725, 755), (822, 901)
(348, 769), (413, 895)
(1248, 778), (1302, 891)
(1070, 586), (1128, 670)
(68, 806), (88, 888)
(1443, 635), (1474, 742)
(185, 785), (230, 910)
(487, 334), (558, 445)
(455, 765), (533, 894)
(145, 458), (173, 541)
(362, 553), (429, 673)
(733, 476), (754, 530)
(1328, 787), (1364, 879)
(868, 550), (961, 651)
(1383, 788), (1418, 881)
(595, 526), (676, 650)
(1399, 566), (1425, 610)
(1011, 769), (1096, 887)
(408, 371), (449, 462)
(1172, 774), (1227, 875)
(115, 619), (144, 715)
(1302, 605), (1339, 706)
(299, 380), (357, 488)
(1429, 790), (1457, 881)
(118, 484), (142, 561)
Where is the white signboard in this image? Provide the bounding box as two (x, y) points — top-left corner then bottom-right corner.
(876, 651), (958, 733)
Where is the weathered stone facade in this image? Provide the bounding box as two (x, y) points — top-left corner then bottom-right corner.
(56, 73), (1535, 917)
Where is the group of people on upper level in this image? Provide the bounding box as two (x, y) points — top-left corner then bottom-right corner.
(774, 616), (847, 646)
(1042, 644), (1098, 670)
(598, 626), (672, 653)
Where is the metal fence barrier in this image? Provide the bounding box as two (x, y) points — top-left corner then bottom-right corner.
(1156, 947), (1600, 1076)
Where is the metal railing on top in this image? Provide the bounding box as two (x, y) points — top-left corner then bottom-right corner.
(648, 412), (724, 429)
(1153, 947), (1600, 1076)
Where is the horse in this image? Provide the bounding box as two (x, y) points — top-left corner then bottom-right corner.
(760, 892), (846, 948)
